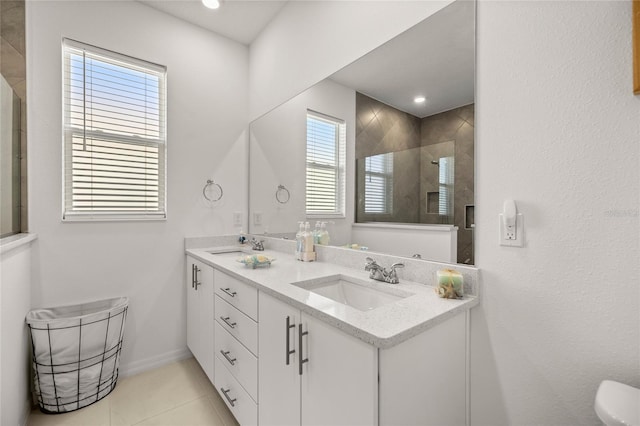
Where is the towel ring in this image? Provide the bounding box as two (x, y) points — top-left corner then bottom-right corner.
(275, 184), (290, 204)
(203, 179), (223, 202)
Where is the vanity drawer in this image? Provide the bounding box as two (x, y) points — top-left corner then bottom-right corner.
(215, 295), (258, 356)
(215, 322), (258, 402)
(215, 356), (258, 426)
(214, 270), (258, 321)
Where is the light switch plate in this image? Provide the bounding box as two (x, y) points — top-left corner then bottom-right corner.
(253, 212), (263, 226)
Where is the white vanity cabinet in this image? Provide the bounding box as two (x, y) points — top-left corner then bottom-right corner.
(213, 270), (259, 425)
(258, 292), (378, 426)
(185, 255), (214, 383)
(258, 291), (467, 426)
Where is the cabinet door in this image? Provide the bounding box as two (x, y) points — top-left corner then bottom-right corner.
(197, 259), (215, 383)
(300, 312), (378, 426)
(186, 257), (200, 363)
(186, 256), (215, 383)
(258, 292), (301, 426)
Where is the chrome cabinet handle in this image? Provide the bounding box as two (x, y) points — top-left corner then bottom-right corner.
(285, 316), (295, 365)
(220, 316), (237, 329)
(191, 264), (195, 288)
(220, 350), (236, 366)
(194, 267), (201, 290)
(221, 287), (237, 298)
(298, 323), (308, 376)
(220, 387), (237, 407)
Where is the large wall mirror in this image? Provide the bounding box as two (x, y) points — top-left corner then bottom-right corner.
(249, 0), (475, 265)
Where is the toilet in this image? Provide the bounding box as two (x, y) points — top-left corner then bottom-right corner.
(595, 380), (640, 426)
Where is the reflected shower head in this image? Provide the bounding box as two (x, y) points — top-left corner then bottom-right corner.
(431, 160), (439, 166)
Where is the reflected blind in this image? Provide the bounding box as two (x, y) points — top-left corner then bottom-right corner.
(63, 39), (167, 220)
(305, 111), (345, 215)
(364, 153), (393, 214)
(438, 156), (454, 218)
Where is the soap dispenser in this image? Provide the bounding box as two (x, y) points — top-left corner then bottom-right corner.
(318, 222), (330, 246)
(300, 222), (316, 262)
(295, 221), (304, 260)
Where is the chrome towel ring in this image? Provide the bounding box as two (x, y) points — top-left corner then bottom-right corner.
(276, 184), (290, 204)
(203, 179), (223, 202)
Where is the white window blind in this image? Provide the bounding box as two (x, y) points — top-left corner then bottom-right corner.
(438, 156), (454, 218)
(364, 153), (393, 214)
(63, 39), (167, 220)
(305, 111), (345, 216)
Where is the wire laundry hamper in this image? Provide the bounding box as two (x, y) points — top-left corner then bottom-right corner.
(26, 297), (128, 414)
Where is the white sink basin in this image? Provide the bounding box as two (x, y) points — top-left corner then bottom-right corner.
(205, 247), (246, 257)
(293, 275), (412, 311)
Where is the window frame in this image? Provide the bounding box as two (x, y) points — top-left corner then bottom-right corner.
(305, 110), (346, 218)
(61, 38), (167, 222)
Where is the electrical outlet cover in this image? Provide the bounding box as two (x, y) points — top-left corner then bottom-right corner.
(499, 213), (524, 247)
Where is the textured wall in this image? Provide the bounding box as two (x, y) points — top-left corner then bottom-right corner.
(473, 1), (640, 424)
(28, 0), (249, 375)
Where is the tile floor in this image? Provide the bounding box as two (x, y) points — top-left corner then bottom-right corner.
(28, 357), (240, 426)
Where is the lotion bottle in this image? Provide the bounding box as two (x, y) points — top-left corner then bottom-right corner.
(303, 222), (313, 253)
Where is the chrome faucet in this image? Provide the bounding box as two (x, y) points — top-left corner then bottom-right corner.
(364, 257), (404, 284)
(249, 238), (265, 251)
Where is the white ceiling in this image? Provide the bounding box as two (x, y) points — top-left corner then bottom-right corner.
(138, 0), (474, 118)
(330, 0), (475, 118)
(139, 0), (287, 45)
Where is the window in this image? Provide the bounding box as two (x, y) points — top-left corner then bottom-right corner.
(438, 156), (454, 219)
(305, 111), (345, 216)
(364, 153), (393, 214)
(63, 39), (166, 220)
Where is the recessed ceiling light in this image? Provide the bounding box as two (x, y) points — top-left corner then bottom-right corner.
(414, 96), (426, 104)
(202, 0), (221, 9)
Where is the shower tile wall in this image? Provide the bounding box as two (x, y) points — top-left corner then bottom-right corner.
(421, 105), (474, 264)
(356, 92), (421, 223)
(1, 0), (27, 231)
(356, 93), (475, 264)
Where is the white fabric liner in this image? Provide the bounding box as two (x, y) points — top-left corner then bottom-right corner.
(26, 297), (128, 413)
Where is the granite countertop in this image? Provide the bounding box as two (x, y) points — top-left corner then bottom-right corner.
(186, 245), (478, 349)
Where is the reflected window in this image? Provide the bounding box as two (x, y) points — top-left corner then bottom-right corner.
(364, 153), (393, 214)
(305, 111), (345, 216)
(62, 39), (167, 221)
(438, 156), (454, 218)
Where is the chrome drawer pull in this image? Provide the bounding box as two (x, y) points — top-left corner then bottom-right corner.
(298, 324), (308, 376)
(220, 387), (237, 407)
(220, 316), (237, 328)
(221, 287), (237, 298)
(194, 267), (201, 290)
(220, 350), (237, 365)
(285, 316), (295, 365)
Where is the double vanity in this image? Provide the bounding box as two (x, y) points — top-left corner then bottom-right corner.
(185, 235), (479, 426)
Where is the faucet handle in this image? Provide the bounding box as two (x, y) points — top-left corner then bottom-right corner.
(386, 262), (404, 284)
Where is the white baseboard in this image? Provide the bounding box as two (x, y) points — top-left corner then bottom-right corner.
(118, 347), (192, 378)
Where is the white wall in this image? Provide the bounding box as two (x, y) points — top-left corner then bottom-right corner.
(249, 0), (453, 121)
(250, 1), (640, 425)
(351, 224), (457, 263)
(473, 1), (639, 424)
(27, 0), (248, 374)
(249, 79), (355, 244)
(1, 238), (34, 426)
